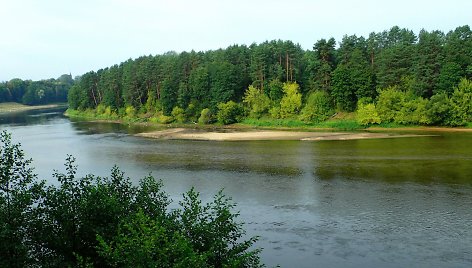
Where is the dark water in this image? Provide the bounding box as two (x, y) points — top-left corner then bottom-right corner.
(2, 108), (472, 268)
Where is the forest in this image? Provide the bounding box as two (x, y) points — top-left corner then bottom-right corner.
(67, 25), (471, 127)
(0, 74), (73, 105)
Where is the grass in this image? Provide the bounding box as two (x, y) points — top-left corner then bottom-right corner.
(315, 120), (364, 130)
(240, 118), (308, 128)
(240, 117), (364, 131)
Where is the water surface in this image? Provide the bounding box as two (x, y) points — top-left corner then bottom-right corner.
(2, 108), (472, 268)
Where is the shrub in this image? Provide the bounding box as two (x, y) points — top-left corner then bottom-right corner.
(171, 106), (186, 123)
(96, 104), (107, 115)
(376, 87), (405, 122)
(198, 108), (212, 124)
(426, 93), (451, 125)
(279, 82), (302, 118)
(269, 106), (281, 119)
(149, 112), (173, 124)
(124, 105), (136, 118)
(217, 101), (244, 125)
(243, 85), (271, 118)
(299, 91), (334, 123)
(448, 78), (472, 126)
(185, 103), (198, 123)
(356, 103), (381, 125)
(104, 106), (113, 117)
(395, 98), (430, 125)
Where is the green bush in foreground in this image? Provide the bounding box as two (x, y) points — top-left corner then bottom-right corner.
(0, 131), (263, 268)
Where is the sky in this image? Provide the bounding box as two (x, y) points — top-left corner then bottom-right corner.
(1, 0), (471, 81)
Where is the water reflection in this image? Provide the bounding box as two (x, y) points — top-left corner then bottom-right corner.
(314, 138), (472, 185)
(0, 107), (67, 126)
(2, 108), (472, 268)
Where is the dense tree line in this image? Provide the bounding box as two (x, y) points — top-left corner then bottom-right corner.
(0, 74), (73, 105)
(68, 25), (472, 126)
(0, 131), (262, 267)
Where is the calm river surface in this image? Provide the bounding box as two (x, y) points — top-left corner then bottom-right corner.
(2, 108), (472, 268)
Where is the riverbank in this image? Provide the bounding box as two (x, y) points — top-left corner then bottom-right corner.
(0, 102), (67, 114)
(136, 128), (435, 141)
(65, 109), (472, 140)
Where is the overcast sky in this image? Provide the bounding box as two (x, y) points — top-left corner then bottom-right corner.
(1, 0), (471, 81)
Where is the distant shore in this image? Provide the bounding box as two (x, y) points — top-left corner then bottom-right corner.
(0, 102), (66, 114)
(64, 109), (472, 140)
(136, 128), (436, 141)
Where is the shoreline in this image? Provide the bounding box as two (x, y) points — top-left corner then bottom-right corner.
(135, 128), (437, 141)
(64, 113), (471, 141)
(0, 102), (66, 114)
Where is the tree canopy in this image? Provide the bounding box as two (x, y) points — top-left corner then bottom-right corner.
(44, 25), (472, 126)
(0, 74), (72, 105)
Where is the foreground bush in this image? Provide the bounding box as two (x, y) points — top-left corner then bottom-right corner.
(0, 131), (263, 267)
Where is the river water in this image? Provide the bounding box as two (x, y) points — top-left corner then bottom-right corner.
(2, 108), (472, 267)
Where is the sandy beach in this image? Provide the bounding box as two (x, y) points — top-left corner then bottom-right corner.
(136, 128), (435, 141)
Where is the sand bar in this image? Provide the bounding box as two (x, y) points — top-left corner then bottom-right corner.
(0, 102), (65, 114)
(136, 128), (435, 141)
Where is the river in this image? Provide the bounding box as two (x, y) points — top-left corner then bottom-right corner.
(2, 107), (472, 267)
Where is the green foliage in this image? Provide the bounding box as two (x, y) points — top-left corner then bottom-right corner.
(185, 103), (198, 123)
(395, 97), (430, 125)
(279, 82), (302, 118)
(198, 108), (212, 125)
(96, 103), (107, 115)
(269, 106), (281, 119)
(448, 78), (472, 126)
(58, 25), (472, 128)
(149, 112), (174, 124)
(438, 62), (463, 95)
(241, 118), (307, 127)
(178, 188), (262, 268)
(0, 132), (263, 267)
(145, 89), (158, 113)
(356, 103), (381, 125)
(217, 101), (244, 125)
(413, 30), (444, 98)
(171, 106), (186, 123)
(243, 85), (271, 118)
(376, 87), (406, 122)
(313, 38), (336, 91)
(67, 85), (81, 110)
(268, 79), (284, 102)
(332, 40), (375, 111)
(426, 93), (451, 125)
(331, 65), (355, 111)
(0, 76), (70, 105)
(0, 131), (43, 267)
(299, 91), (334, 122)
(316, 119), (363, 130)
(98, 210), (205, 268)
(124, 105), (136, 118)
